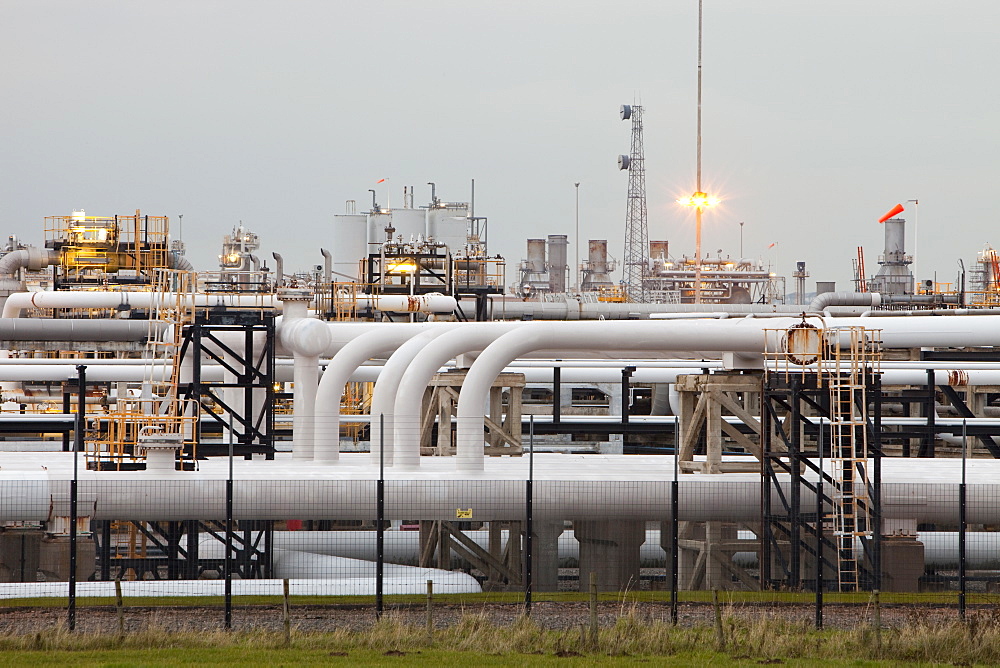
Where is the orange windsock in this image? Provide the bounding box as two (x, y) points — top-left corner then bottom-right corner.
(878, 203), (905, 223)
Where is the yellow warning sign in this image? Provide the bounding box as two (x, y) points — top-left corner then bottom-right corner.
(455, 508), (473, 519)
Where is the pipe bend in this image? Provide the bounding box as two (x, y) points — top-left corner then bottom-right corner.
(369, 328), (454, 468)
(392, 323), (524, 469)
(313, 325), (438, 463)
(809, 291), (881, 312)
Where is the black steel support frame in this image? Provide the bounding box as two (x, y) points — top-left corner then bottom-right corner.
(93, 519), (272, 581)
(879, 377), (1000, 459)
(761, 371), (883, 592)
(179, 312), (276, 459)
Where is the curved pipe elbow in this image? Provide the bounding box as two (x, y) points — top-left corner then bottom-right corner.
(808, 291), (881, 312)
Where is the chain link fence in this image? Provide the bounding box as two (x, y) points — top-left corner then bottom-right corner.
(0, 475), (995, 634)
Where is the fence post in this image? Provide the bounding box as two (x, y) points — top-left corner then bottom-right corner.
(588, 571), (598, 647)
(815, 419), (824, 630)
(68, 364), (86, 632)
(283, 578), (291, 646)
(115, 577), (124, 637)
(959, 420), (967, 621)
(425, 579), (433, 640)
(224, 414), (234, 630)
(873, 589), (882, 656)
(376, 414), (385, 620)
(713, 589), (725, 652)
(524, 415), (534, 616)
(670, 420), (679, 626)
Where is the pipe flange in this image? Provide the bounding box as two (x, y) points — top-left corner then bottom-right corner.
(276, 287), (314, 302)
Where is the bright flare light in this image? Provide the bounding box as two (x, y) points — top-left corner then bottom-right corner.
(387, 261), (418, 274)
(676, 191), (720, 209)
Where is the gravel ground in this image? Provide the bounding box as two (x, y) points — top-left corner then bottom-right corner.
(0, 601), (972, 636)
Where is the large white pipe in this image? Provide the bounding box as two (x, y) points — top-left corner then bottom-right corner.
(313, 324), (440, 463)
(244, 529), (1000, 571)
(0, 574), (481, 599)
(392, 322), (523, 469)
(369, 327), (453, 466)
(455, 317), (1000, 471)
(280, 316), (330, 461)
(354, 293), (457, 313)
(454, 319), (790, 471)
(1, 291), (278, 319)
(6, 453), (999, 524)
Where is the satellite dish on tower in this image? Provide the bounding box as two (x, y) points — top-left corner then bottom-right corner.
(620, 104), (632, 120)
(617, 154), (631, 171)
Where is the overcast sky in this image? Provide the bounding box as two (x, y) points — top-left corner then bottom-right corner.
(2, 1), (998, 292)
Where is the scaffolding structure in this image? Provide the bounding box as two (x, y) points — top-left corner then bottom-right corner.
(45, 210), (171, 287)
(761, 321), (882, 592)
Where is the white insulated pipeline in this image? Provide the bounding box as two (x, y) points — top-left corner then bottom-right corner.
(354, 293), (457, 314)
(7, 454), (1000, 525)
(1, 291), (278, 319)
(368, 328), (451, 467)
(241, 529), (1000, 571)
(454, 319), (784, 472)
(291, 316), (1000, 465)
(383, 322), (524, 469)
(451, 317), (1000, 472)
(313, 324), (441, 463)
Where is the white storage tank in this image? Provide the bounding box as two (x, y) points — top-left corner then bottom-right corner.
(367, 211), (393, 246)
(427, 214), (467, 254)
(332, 214), (368, 280)
(388, 208), (426, 243)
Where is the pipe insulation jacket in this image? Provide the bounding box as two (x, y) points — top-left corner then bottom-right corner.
(0, 453), (993, 524)
(452, 317), (1000, 471)
(2, 291), (277, 319)
(0, 318), (166, 342)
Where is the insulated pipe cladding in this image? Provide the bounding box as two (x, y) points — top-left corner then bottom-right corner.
(313, 324), (437, 463)
(368, 327), (454, 466)
(9, 455), (1000, 524)
(451, 316), (1000, 471)
(454, 318), (789, 472)
(1, 291), (278, 319)
(391, 322), (524, 469)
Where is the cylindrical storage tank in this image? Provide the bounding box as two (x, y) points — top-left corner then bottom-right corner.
(884, 218), (906, 261)
(426, 210), (468, 253)
(816, 281), (836, 295)
(649, 241), (669, 262)
(367, 211), (394, 246)
(526, 239), (546, 273)
(389, 208), (426, 243)
(588, 240), (609, 274)
(332, 214), (368, 280)
(547, 234), (568, 293)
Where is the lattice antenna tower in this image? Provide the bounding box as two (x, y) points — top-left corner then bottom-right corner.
(618, 103), (649, 302)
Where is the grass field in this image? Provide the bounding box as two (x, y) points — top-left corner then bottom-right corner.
(1, 611), (999, 666)
(0, 588), (985, 609)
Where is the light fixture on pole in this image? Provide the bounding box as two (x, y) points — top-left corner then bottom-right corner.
(574, 182), (581, 293)
(677, 191), (719, 303)
(906, 199), (919, 291)
(675, 0), (719, 305)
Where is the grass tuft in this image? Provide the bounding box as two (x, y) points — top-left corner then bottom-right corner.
(2, 608), (1000, 664)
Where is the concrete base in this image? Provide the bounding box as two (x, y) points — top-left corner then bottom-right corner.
(530, 521), (563, 592)
(0, 531), (42, 582)
(575, 519), (644, 592)
(881, 537), (924, 593)
(38, 535), (95, 582)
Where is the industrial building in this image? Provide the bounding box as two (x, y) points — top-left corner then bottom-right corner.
(0, 192), (998, 603)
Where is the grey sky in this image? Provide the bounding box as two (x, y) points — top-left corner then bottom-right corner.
(2, 1), (998, 291)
